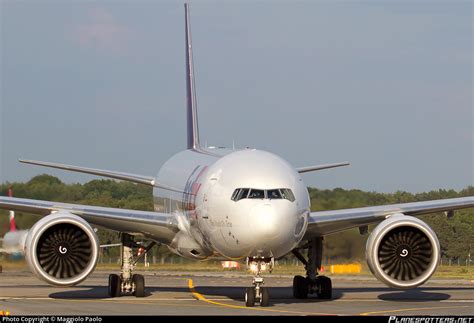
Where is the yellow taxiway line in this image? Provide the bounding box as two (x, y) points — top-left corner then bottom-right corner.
(187, 278), (335, 316)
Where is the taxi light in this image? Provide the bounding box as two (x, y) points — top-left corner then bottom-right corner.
(249, 263), (258, 273)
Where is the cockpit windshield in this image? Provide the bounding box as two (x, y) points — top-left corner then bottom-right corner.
(231, 188), (295, 202)
(267, 189), (281, 199)
(248, 189), (265, 199)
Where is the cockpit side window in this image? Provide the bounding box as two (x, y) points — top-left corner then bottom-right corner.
(237, 188), (250, 201)
(231, 189), (241, 201)
(280, 188), (295, 202)
(231, 188), (249, 201)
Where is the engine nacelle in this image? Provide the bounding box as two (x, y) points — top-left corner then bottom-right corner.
(366, 215), (440, 289)
(25, 212), (99, 286)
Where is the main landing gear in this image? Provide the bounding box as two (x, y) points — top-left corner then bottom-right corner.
(292, 237), (332, 299)
(108, 233), (156, 298)
(244, 257), (273, 307)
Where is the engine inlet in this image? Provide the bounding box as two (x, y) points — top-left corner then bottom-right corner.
(378, 226), (432, 281)
(36, 223), (93, 279)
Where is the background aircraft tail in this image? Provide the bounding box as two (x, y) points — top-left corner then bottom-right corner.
(8, 187), (16, 232)
(0, 187), (26, 258)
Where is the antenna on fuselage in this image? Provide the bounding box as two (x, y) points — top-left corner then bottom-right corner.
(185, 2), (200, 150)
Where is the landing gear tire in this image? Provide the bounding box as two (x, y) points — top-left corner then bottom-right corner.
(260, 287), (269, 307)
(133, 274), (145, 297)
(108, 274), (121, 298)
(245, 287), (256, 307)
(316, 276), (332, 299)
(293, 275), (308, 299)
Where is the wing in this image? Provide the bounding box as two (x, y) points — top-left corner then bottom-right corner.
(19, 159), (186, 194)
(305, 196), (474, 238)
(0, 248), (22, 255)
(0, 197), (179, 244)
(296, 162), (350, 174)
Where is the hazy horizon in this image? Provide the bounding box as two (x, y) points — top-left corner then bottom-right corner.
(1, 173), (473, 195)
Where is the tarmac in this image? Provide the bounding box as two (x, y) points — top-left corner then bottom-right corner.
(0, 270), (473, 316)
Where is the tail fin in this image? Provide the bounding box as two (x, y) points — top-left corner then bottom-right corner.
(7, 187), (16, 232)
(185, 2), (200, 149)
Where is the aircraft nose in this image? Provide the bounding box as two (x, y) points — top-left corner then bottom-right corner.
(250, 204), (277, 238)
(249, 203), (290, 239)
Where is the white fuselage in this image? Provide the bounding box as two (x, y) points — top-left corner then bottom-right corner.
(153, 148), (310, 260)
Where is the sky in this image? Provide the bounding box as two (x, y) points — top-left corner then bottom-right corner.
(0, 0), (472, 193)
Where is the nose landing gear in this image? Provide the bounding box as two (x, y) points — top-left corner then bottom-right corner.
(292, 237), (332, 299)
(245, 257), (273, 307)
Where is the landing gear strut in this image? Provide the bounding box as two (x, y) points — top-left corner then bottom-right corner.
(292, 237), (332, 299)
(245, 257), (273, 307)
(107, 233), (156, 297)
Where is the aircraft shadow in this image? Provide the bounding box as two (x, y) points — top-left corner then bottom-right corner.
(49, 285), (190, 299)
(49, 285), (473, 306)
(183, 286), (466, 306)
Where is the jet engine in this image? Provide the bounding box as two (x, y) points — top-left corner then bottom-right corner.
(366, 215), (440, 289)
(24, 212), (99, 286)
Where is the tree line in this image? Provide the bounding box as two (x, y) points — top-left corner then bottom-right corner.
(0, 174), (472, 262)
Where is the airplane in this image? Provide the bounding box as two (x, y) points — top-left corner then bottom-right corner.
(0, 187), (27, 259)
(0, 2), (473, 307)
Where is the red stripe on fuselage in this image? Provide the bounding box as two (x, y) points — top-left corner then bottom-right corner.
(187, 166), (208, 220)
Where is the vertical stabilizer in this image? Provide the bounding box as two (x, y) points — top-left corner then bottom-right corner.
(185, 3), (200, 149)
(7, 187), (16, 232)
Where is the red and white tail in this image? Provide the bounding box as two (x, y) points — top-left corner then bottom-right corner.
(7, 187), (16, 232)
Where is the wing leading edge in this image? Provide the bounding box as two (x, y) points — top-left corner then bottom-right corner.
(296, 162), (350, 174)
(305, 196), (474, 238)
(0, 196), (179, 245)
(19, 159), (186, 194)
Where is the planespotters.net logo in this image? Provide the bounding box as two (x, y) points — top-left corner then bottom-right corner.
(389, 317), (473, 323)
